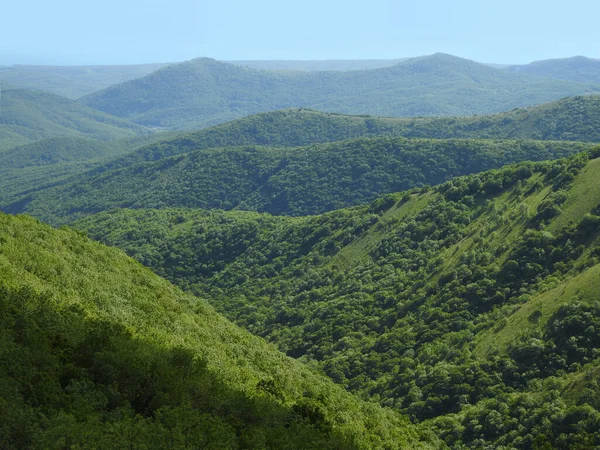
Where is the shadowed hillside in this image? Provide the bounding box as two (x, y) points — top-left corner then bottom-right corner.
(0, 212), (436, 449)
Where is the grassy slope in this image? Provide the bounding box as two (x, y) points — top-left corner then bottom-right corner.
(81, 54), (600, 129)
(0, 212), (436, 449)
(0, 63), (172, 98)
(7, 138), (591, 225)
(474, 264), (600, 358)
(474, 157), (600, 356)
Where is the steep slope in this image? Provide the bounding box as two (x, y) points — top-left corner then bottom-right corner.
(78, 150), (600, 448)
(81, 54), (600, 129)
(0, 87), (150, 151)
(0, 62), (172, 98)
(506, 56), (600, 84)
(6, 137), (591, 224)
(0, 212), (435, 449)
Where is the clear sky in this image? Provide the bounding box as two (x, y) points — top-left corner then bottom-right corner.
(2, 0), (599, 65)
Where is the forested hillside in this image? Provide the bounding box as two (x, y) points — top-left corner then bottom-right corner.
(0, 88), (150, 151)
(0, 212), (436, 449)
(81, 53), (600, 129)
(6, 137), (591, 224)
(0, 130), (182, 211)
(78, 149), (600, 448)
(100, 95), (600, 171)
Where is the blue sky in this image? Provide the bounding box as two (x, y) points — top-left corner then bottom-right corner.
(2, 0), (599, 65)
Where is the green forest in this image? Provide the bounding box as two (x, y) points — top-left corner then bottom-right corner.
(0, 213), (437, 449)
(77, 149), (600, 448)
(5, 137), (592, 224)
(3, 51), (600, 449)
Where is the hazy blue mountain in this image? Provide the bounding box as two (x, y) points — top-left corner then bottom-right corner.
(81, 53), (600, 129)
(226, 58), (406, 71)
(506, 56), (600, 84)
(0, 62), (172, 98)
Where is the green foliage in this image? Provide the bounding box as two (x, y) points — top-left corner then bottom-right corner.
(77, 153), (600, 448)
(0, 212), (433, 450)
(107, 96), (600, 169)
(81, 54), (600, 129)
(0, 131), (182, 209)
(10, 137), (591, 225)
(0, 88), (150, 151)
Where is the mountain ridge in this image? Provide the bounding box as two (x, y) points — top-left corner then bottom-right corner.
(81, 54), (600, 129)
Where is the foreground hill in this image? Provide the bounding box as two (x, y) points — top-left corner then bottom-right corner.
(0, 87), (150, 151)
(81, 53), (600, 129)
(0, 212), (434, 449)
(0, 62), (172, 98)
(506, 56), (600, 84)
(78, 150), (600, 448)
(6, 137), (591, 224)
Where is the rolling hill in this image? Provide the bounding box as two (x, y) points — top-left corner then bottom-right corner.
(104, 95), (600, 170)
(0, 62), (172, 98)
(76, 149), (600, 448)
(0, 130), (182, 209)
(0, 87), (151, 151)
(5, 137), (591, 225)
(81, 53), (600, 129)
(506, 56), (600, 84)
(0, 211), (436, 449)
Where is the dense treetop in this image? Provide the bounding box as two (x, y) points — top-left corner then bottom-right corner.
(7, 137), (591, 224)
(0, 211), (436, 449)
(101, 96), (600, 170)
(78, 150), (600, 448)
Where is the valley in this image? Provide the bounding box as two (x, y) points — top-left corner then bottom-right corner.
(2, 50), (600, 449)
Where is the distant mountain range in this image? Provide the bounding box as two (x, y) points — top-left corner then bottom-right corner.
(506, 56), (600, 84)
(80, 53), (600, 129)
(0, 62), (171, 98)
(226, 59), (408, 71)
